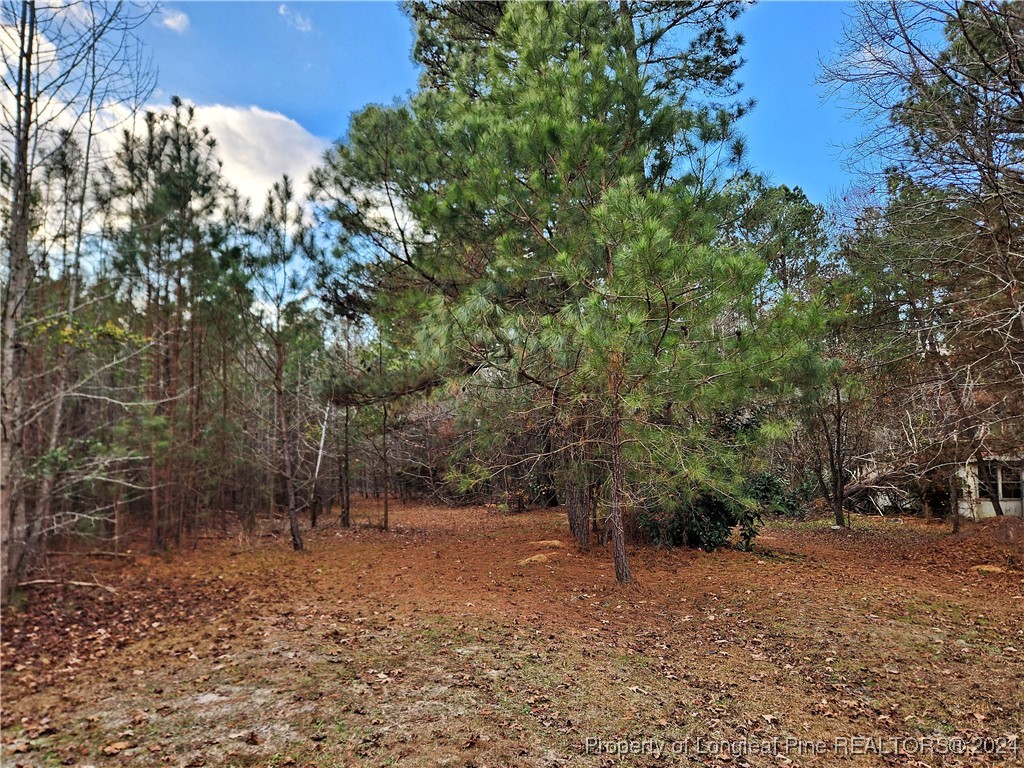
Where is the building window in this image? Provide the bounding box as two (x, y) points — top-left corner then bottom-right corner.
(1001, 464), (1022, 500)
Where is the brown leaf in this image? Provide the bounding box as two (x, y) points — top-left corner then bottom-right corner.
(102, 741), (131, 755)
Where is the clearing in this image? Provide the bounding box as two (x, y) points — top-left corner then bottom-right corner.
(2, 503), (1023, 767)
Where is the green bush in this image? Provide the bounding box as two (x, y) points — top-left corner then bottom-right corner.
(743, 471), (812, 519)
(637, 493), (762, 552)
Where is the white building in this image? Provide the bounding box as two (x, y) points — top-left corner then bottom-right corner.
(957, 457), (1024, 519)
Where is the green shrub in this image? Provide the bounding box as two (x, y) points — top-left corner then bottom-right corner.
(637, 493), (762, 552)
(743, 471), (811, 519)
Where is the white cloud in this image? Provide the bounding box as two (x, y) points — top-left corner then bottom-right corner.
(159, 8), (190, 33)
(190, 103), (328, 207)
(278, 4), (312, 34)
(79, 99), (328, 213)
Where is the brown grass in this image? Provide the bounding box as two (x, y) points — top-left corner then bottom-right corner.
(2, 502), (1022, 767)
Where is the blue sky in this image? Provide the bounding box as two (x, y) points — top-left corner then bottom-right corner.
(140, 1), (859, 207)
(735, 2), (860, 205)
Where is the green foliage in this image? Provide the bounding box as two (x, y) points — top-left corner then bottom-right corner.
(743, 471), (811, 519)
(637, 492), (761, 552)
(308, 0), (826, 574)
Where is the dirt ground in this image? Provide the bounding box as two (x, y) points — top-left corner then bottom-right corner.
(2, 502), (1023, 768)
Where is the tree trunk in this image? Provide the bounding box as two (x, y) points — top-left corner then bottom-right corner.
(2, 0), (37, 605)
(34, 61), (99, 555)
(219, 340), (229, 532)
(311, 405), (328, 530)
(609, 405), (632, 584)
(565, 479), (590, 551)
(382, 401), (390, 532)
(113, 490), (123, 553)
(344, 407), (351, 519)
(832, 383), (847, 527)
(338, 405), (350, 527)
(950, 470), (961, 534)
(275, 341), (303, 551)
(147, 247), (162, 551)
(603, 223), (632, 584)
(560, 401), (590, 550)
(991, 494), (1006, 516)
(989, 466), (1005, 516)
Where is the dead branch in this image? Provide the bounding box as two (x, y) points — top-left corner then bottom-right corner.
(17, 579), (117, 593)
(48, 551), (134, 559)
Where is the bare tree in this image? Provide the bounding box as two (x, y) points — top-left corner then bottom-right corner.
(823, 0), (1023, 384)
(822, 1), (1024, 522)
(240, 177), (313, 551)
(1, 0), (154, 602)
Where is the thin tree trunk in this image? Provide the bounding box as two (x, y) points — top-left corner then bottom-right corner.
(219, 339), (229, 532)
(565, 479), (590, 551)
(817, 396), (847, 528)
(609, 402), (632, 584)
(311, 406), (329, 530)
(987, 463), (1006, 516)
(147, 252), (161, 550)
(35, 51), (100, 548)
(379, 338), (389, 531)
(113, 489), (122, 553)
(2, 0), (37, 604)
(340, 405), (351, 526)
(170, 266), (184, 548)
(950, 470), (961, 534)
(564, 413), (590, 551)
(275, 341), (302, 551)
(834, 383), (847, 527)
(604, 227), (632, 584)
(382, 401), (389, 531)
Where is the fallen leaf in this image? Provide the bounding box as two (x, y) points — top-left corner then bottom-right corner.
(102, 741), (131, 755)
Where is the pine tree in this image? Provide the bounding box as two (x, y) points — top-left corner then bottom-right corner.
(314, 1), (819, 581)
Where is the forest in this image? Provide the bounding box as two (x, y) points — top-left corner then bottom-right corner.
(2, 1), (1023, 766)
(4, 0), (1023, 586)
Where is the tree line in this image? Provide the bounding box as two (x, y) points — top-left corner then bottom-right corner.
(3, 0), (1021, 603)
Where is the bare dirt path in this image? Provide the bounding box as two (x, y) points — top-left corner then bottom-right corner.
(3, 503), (1022, 767)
